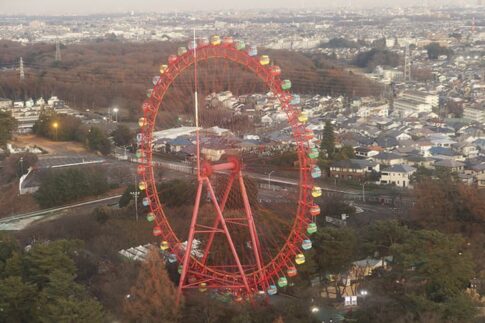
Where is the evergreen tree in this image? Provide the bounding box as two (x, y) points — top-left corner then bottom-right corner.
(111, 124), (134, 147)
(320, 120), (335, 159)
(87, 126), (112, 155)
(36, 270), (104, 323)
(0, 276), (37, 322)
(0, 111), (17, 149)
(123, 248), (182, 322)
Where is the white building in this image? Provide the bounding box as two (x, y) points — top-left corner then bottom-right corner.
(0, 98), (12, 110)
(357, 104), (389, 118)
(402, 90), (439, 108)
(463, 107), (485, 124)
(380, 164), (416, 188)
(394, 98), (432, 117)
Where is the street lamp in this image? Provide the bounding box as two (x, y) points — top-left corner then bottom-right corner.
(113, 107), (119, 122)
(268, 170), (275, 190)
(19, 157), (24, 178)
(52, 122), (59, 140)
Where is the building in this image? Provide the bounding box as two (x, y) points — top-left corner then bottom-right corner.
(0, 98), (12, 110)
(434, 159), (465, 173)
(329, 159), (380, 180)
(380, 164), (416, 188)
(357, 104), (389, 118)
(463, 107), (485, 124)
(371, 152), (404, 166)
(394, 98), (432, 117)
(401, 90), (439, 108)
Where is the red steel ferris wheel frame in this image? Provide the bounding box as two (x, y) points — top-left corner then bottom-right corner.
(138, 42), (316, 301)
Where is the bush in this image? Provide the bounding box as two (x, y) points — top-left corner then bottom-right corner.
(34, 167), (109, 208)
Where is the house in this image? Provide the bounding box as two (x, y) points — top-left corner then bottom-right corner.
(355, 147), (379, 158)
(380, 164), (416, 188)
(261, 115), (273, 125)
(427, 146), (461, 160)
(457, 143), (479, 159)
(434, 159), (465, 173)
(404, 155), (435, 168)
(166, 137), (192, 153)
(329, 159), (380, 180)
(370, 152), (404, 166)
(477, 173), (485, 189)
(0, 98), (12, 110)
(373, 136), (399, 150)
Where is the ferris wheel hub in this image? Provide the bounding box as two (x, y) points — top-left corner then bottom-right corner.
(201, 156), (241, 177)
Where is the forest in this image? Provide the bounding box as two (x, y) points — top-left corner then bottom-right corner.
(0, 39), (383, 122)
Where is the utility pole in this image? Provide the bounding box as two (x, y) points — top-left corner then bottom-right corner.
(55, 40), (62, 62)
(268, 170), (275, 190)
(404, 45), (411, 82)
(19, 57), (25, 81)
(130, 174), (140, 221)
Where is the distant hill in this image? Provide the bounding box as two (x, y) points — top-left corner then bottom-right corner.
(0, 40), (382, 122)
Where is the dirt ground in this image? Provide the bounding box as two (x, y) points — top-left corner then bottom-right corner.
(11, 134), (89, 155)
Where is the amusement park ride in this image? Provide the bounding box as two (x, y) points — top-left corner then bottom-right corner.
(136, 33), (323, 304)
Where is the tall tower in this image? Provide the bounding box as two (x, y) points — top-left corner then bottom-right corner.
(404, 45), (412, 82)
(19, 57), (25, 81)
(55, 40), (62, 62)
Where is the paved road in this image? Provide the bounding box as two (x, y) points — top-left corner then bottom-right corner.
(0, 195), (122, 231)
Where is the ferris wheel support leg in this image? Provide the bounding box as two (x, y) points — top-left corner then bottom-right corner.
(201, 172), (236, 265)
(177, 179), (204, 306)
(238, 172), (264, 273)
(205, 178), (252, 295)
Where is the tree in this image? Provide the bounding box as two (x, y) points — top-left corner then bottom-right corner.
(0, 111), (16, 148)
(334, 145), (355, 161)
(353, 48), (400, 71)
(1, 153), (38, 183)
(391, 230), (475, 310)
(411, 177), (485, 229)
(353, 229), (477, 322)
(360, 220), (410, 258)
(0, 276), (37, 322)
(157, 179), (197, 208)
(33, 110), (83, 142)
(34, 167), (109, 208)
(320, 120), (335, 159)
(371, 37), (387, 49)
(119, 184), (137, 208)
(0, 237), (105, 323)
(312, 227), (357, 275)
(87, 126), (112, 155)
(0, 232), (19, 274)
(425, 42), (454, 60)
(36, 270), (105, 322)
(23, 240), (82, 288)
(123, 248), (182, 322)
(320, 38), (361, 49)
(111, 124), (134, 147)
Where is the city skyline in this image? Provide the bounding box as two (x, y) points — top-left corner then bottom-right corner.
(0, 0), (480, 15)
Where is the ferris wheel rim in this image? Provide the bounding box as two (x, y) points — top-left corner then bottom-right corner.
(139, 41), (317, 291)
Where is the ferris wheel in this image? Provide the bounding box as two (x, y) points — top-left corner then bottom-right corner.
(137, 34), (323, 303)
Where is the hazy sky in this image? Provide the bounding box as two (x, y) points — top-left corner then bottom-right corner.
(0, 0), (476, 15)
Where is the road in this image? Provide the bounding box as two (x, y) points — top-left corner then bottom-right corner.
(3, 154), (405, 231)
(0, 195), (121, 231)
